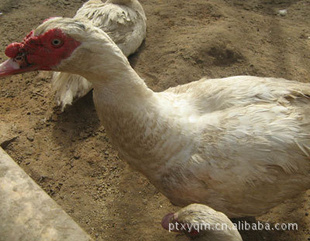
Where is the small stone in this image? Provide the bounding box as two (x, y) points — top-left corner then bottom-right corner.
(27, 134), (34, 142)
(278, 9), (287, 16)
(74, 154), (80, 160)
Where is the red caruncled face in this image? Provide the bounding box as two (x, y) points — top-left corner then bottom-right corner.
(4, 28), (81, 71)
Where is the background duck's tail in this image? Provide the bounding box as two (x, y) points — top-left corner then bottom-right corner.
(52, 72), (93, 111)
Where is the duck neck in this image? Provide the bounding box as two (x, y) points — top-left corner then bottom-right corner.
(88, 49), (154, 112)
(63, 34), (153, 105)
(72, 40), (172, 173)
(93, 69), (162, 175)
(91, 61), (152, 106)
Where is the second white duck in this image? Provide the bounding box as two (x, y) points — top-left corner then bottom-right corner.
(162, 204), (243, 241)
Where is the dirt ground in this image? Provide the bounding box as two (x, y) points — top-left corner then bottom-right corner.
(1, 0), (310, 240)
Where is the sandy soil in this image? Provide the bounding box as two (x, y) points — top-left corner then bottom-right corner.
(1, 0), (310, 240)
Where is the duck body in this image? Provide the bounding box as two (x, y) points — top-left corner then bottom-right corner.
(94, 74), (310, 217)
(1, 18), (310, 218)
(52, 0), (146, 110)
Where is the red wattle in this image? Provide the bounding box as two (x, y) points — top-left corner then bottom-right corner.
(5, 43), (22, 58)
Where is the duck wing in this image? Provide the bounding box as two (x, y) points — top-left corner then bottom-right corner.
(165, 75), (310, 113)
(161, 76), (310, 217)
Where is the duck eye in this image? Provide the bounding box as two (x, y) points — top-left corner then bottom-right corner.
(51, 39), (63, 47)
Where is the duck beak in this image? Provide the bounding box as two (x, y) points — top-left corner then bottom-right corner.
(161, 213), (179, 232)
(0, 32), (39, 77)
(0, 58), (21, 76)
(0, 57), (38, 77)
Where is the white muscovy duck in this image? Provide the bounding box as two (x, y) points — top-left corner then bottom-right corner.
(161, 204), (242, 241)
(1, 17), (310, 218)
(52, 0), (146, 110)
